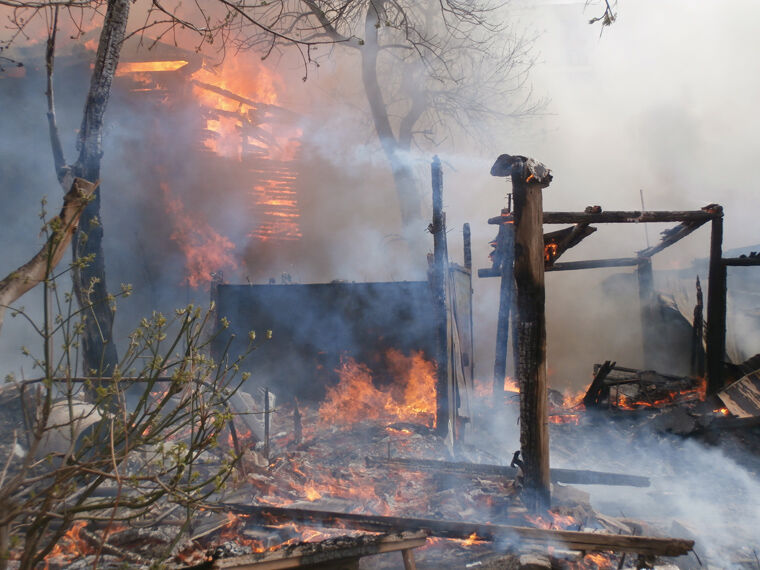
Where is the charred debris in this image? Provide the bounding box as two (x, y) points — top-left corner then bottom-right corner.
(6, 154), (760, 569)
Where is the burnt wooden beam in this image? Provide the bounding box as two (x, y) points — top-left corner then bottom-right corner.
(483, 255), (640, 274)
(705, 206), (726, 394)
(510, 156), (552, 513)
(225, 505), (692, 556)
(723, 256), (760, 266)
(583, 360), (615, 409)
(533, 209), (719, 226)
(365, 456), (650, 487)
(545, 258), (640, 272)
(544, 224), (597, 266)
(637, 219), (709, 258)
(213, 531), (427, 570)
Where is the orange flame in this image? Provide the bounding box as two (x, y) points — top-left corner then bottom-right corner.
(43, 521), (94, 564)
(504, 377), (520, 393)
(545, 242), (559, 262)
(160, 182), (237, 289)
(116, 60), (188, 74)
(318, 350), (437, 429)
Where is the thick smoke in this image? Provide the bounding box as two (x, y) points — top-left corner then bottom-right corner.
(2, 1), (760, 561)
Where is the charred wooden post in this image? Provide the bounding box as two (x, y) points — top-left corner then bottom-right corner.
(705, 205), (726, 394)
(492, 154), (553, 512)
(691, 276), (705, 378)
(264, 387), (271, 461)
(637, 258), (656, 368)
(583, 360), (615, 409)
(491, 209), (515, 396)
(430, 156), (450, 437)
(293, 399), (302, 445)
(463, 223), (472, 271)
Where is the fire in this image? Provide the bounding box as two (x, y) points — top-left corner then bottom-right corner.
(715, 407), (729, 415)
(304, 483), (322, 501)
(160, 182), (238, 289)
(549, 413), (581, 425)
(544, 242), (559, 262)
(116, 60), (189, 74)
(318, 350), (437, 429)
(44, 521), (93, 565)
(527, 510), (579, 530)
(461, 532), (486, 546)
(504, 377), (520, 393)
(578, 552), (616, 569)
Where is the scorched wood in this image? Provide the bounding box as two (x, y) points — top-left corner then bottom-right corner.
(365, 456), (650, 487)
(223, 505), (693, 556)
(510, 155), (552, 512)
(213, 531), (426, 570)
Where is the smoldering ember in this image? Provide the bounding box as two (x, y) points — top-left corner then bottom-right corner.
(1, 2), (759, 570)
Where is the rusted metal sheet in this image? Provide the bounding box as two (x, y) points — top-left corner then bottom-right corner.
(718, 371), (760, 418)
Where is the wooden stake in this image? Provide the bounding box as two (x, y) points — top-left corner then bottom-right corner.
(637, 258), (655, 369)
(431, 156), (450, 437)
(511, 159), (552, 513)
(492, 212), (515, 396)
(705, 207), (726, 394)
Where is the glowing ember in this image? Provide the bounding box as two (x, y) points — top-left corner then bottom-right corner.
(544, 242), (559, 262)
(578, 551), (616, 569)
(304, 483), (322, 501)
(318, 350), (437, 429)
(160, 182), (237, 289)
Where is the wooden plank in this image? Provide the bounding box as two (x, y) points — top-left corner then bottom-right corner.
(224, 505), (692, 557)
(214, 532), (427, 569)
(401, 549), (417, 570)
(637, 219), (709, 258)
(512, 158), (551, 512)
(717, 371), (760, 418)
(545, 258), (640, 272)
(705, 208), (726, 394)
(365, 456), (650, 487)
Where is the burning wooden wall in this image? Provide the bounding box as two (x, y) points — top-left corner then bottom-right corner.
(212, 282), (439, 402)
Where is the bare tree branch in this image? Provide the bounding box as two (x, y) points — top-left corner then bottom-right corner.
(0, 178), (97, 333)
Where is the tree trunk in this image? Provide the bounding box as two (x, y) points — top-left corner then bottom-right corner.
(70, 0), (131, 374)
(360, 3), (423, 234)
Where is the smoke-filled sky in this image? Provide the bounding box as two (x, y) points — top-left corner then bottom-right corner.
(2, 0), (760, 386)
